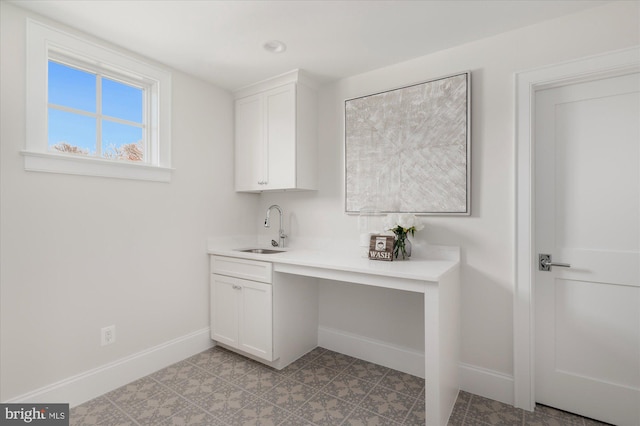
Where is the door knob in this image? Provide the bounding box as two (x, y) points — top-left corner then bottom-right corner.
(538, 253), (571, 271)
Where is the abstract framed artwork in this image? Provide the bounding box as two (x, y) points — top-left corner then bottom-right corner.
(345, 72), (471, 215)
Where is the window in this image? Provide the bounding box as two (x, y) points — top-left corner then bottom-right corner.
(48, 59), (146, 161)
(25, 19), (172, 182)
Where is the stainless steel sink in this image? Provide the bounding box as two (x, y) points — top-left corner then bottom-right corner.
(236, 248), (284, 254)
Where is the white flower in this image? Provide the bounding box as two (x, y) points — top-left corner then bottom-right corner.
(383, 213), (400, 231)
(398, 214), (415, 229)
(383, 213), (423, 233)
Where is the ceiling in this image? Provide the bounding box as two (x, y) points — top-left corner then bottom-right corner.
(12, 0), (608, 91)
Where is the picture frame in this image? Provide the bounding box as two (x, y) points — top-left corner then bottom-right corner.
(345, 72), (471, 215)
(368, 235), (394, 261)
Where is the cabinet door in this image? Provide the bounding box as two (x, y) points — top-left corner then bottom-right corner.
(264, 84), (296, 190)
(235, 94), (264, 191)
(210, 274), (240, 347)
(238, 280), (273, 360)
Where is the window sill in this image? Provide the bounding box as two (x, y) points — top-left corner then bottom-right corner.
(21, 151), (173, 182)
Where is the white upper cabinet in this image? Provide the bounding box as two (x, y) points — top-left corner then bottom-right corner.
(234, 70), (317, 192)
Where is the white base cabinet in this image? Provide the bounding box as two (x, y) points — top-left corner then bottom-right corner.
(210, 255), (318, 368)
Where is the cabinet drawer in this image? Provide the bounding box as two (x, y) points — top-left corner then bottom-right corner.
(211, 255), (272, 283)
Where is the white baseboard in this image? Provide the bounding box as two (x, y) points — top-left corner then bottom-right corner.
(4, 328), (214, 407)
(318, 326), (515, 405)
(318, 326), (426, 378)
(6, 326), (515, 409)
(459, 363), (514, 405)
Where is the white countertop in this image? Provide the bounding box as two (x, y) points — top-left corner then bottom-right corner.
(207, 236), (459, 283)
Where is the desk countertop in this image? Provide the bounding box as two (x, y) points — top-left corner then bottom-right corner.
(207, 237), (459, 283)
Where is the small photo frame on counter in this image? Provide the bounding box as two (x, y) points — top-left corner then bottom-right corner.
(369, 235), (394, 261)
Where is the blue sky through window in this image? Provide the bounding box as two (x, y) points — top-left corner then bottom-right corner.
(102, 77), (143, 122)
(48, 61), (96, 112)
(47, 60), (144, 159)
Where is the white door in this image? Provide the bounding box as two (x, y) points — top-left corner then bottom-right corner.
(235, 94), (263, 191)
(264, 84), (296, 190)
(238, 279), (273, 361)
(534, 72), (640, 426)
(210, 274), (240, 347)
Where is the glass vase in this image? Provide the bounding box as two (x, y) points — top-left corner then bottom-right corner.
(394, 231), (412, 260)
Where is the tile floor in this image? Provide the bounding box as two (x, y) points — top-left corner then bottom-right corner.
(70, 346), (608, 425)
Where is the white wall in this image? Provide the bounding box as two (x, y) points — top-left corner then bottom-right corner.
(258, 0), (639, 397)
(0, 2), (258, 401)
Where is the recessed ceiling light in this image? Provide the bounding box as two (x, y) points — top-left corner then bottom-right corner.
(263, 40), (287, 54)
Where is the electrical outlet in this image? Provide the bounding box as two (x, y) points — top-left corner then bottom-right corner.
(101, 325), (116, 346)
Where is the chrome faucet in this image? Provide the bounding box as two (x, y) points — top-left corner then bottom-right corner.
(264, 205), (286, 248)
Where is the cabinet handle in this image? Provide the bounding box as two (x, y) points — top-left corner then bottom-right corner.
(232, 285), (242, 290)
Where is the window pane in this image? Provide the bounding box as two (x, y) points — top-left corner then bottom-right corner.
(102, 78), (143, 123)
(48, 61), (96, 112)
(102, 120), (144, 161)
(48, 108), (96, 155)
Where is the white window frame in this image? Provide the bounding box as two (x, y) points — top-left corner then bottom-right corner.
(24, 19), (172, 182)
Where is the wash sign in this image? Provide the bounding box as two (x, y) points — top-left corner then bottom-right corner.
(0, 404), (68, 425)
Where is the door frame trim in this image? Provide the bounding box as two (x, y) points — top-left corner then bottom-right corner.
(513, 46), (640, 411)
